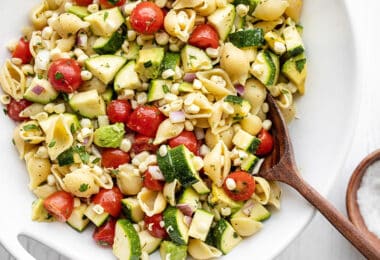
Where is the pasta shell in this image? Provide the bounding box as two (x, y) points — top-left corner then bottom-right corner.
(253, 18), (284, 33)
(208, 101), (233, 135)
(194, 0), (217, 16)
(153, 119), (185, 145)
(183, 92), (213, 119)
(220, 43), (250, 85)
(137, 188), (167, 216)
(25, 150), (51, 190)
(204, 140), (231, 186)
(32, 184), (58, 199)
(173, 0), (203, 9)
(45, 0), (65, 10)
(164, 9), (196, 42)
(196, 69), (236, 99)
(188, 239), (222, 260)
(30, 2), (48, 29)
(19, 104), (45, 118)
(242, 79), (267, 115)
(19, 120), (45, 144)
(268, 181), (281, 209)
(253, 0), (289, 21)
(63, 170), (100, 198)
(13, 125), (36, 159)
(163, 180), (179, 206)
(51, 13), (90, 38)
(117, 165), (143, 195)
(230, 217), (263, 237)
(252, 176), (271, 205)
(0, 60), (26, 100)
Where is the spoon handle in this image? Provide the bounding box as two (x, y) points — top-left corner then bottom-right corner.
(288, 173), (380, 260)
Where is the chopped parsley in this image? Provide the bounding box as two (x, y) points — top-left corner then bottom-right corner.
(23, 124), (39, 131)
(60, 93), (69, 102)
(163, 84), (170, 94)
(12, 139), (15, 145)
(55, 72), (64, 80)
(37, 74), (43, 79)
(111, 169), (119, 175)
(73, 145), (90, 164)
(107, 0), (119, 4)
(144, 60), (153, 68)
(79, 183), (89, 192)
(70, 123), (76, 134)
(48, 140), (56, 148)
(295, 58), (306, 73)
(92, 158), (101, 164)
(3, 108), (7, 115)
(189, 55), (197, 60)
(103, 11), (109, 21)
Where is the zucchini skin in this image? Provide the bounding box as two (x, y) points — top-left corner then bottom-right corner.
(163, 207), (188, 245)
(229, 29), (265, 48)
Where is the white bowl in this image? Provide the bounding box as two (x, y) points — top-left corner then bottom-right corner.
(0, 0), (359, 259)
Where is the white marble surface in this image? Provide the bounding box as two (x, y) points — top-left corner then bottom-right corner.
(1, 0), (378, 259)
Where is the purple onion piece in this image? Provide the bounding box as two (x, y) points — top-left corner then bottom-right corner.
(183, 215), (192, 227)
(169, 111), (185, 123)
(183, 73), (196, 83)
(234, 84), (245, 96)
(176, 203), (195, 216)
(31, 85), (45, 95)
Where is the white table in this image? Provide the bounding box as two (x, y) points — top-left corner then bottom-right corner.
(0, 0), (376, 259)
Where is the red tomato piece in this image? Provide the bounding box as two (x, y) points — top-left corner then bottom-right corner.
(6, 99), (32, 122)
(168, 131), (198, 154)
(48, 58), (82, 93)
(144, 214), (168, 239)
(101, 149), (130, 169)
(93, 218), (116, 247)
(92, 187), (124, 217)
(130, 2), (164, 34)
(75, 0), (93, 6)
(188, 24), (219, 49)
(12, 38), (32, 64)
(143, 170), (164, 191)
(132, 135), (158, 154)
(127, 105), (165, 137)
(107, 100), (132, 124)
(99, 0), (126, 8)
(223, 171), (256, 201)
(255, 129), (274, 156)
(43, 191), (74, 222)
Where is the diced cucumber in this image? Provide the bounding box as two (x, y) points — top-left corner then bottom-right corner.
(161, 52), (181, 73)
(138, 230), (162, 254)
(113, 219), (142, 260)
(24, 77), (58, 104)
(169, 145), (199, 187)
(234, 14), (246, 30)
(157, 145), (176, 182)
(282, 53), (307, 94)
(125, 42), (140, 60)
(163, 207), (189, 245)
(208, 4), (236, 41)
(233, 0), (259, 14)
(147, 79), (171, 102)
(84, 203), (109, 227)
(114, 60), (141, 92)
(283, 25), (305, 57)
(241, 154), (259, 172)
(31, 199), (54, 222)
(224, 95), (251, 121)
(209, 184), (243, 214)
(178, 82), (194, 93)
(160, 241), (187, 260)
(121, 197), (144, 223)
(181, 45), (212, 73)
(192, 177), (211, 195)
(251, 50), (279, 86)
(232, 129), (261, 154)
(84, 7), (124, 37)
(135, 47), (165, 79)
(213, 218), (242, 254)
(101, 88), (114, 104)
(178, 187), (201, 213)
(93, 30), (124, 55)
(188, 209), (214, 241)
(69, 89), (106, 119)
(68, 5), (89, 19)
(231, 201), (271, 221)
(67, 204), (90, 232)
(229, 29), (264, 48)
(85, 55), (126, 85)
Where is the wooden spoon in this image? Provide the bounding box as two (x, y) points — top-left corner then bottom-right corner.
(260, 95), (380, 259)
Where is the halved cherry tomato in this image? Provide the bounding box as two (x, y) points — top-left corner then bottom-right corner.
(75, 0), (93, 6)
(188, 24), (219, 49)
(130, 2), (164, 34)
(144, 213), (168, 239)
(101, 148), (130, 169)
(143, 169), (164, 191)
(92, 187), (124, 217)
(6, 99), (32, 122)
(43, 191), (74, 222)
(99, 0), (126, 9)
(223, 171), (255, 201)
(107, 100), (132, 124)
(93, 218), (116, 247)
(255, 129), (274, 156)
(12, 38), (32, 64)
(168, 131), (198, 154)
(132, 134), (158, 154)
(127, 105), (165, 137)
(48, 58), (82, 93)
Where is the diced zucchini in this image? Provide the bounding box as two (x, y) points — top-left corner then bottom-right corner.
(282, 53), (307, 94)
(114, 60), (141, 92)
(68, 5), (90, 19)
(232, 129), (261, 154)
(31, 199), (54, 222)
(67, 204), (90, 232)
(101, 88), (114, 104)
(213, 218), (242, 254)
(231, 201), (271, 221)
(208, 4), (236, 41)
(178, 82), (194, 93)
(84, 203), (109, 227)
(125, 42), (140, 60)
(113, 219), (142, 260)
(233, 0), (259, 14)
(24, 77), (58, 105)
(209, 184), (243, 214)
(224, 95), (251, 121)
(251, 50), (279, 86)
(264, 31), (286, 55)
(157, 145), (176, 182)
(135, 48), (165, 79)
(229, 29), (264, 48)
(283, 25), (305, 57)
(147, 79), (171, 102)
(234, 14), (246, 30)
(84, 8), (124, 37)
(138, 230), (162, 254)
(163, 207), (189, 245)
(188, 209), (214, 241)
(192, 177), (211, 195)
(169, 145), (199, 187)
(159, 241), (187, 260)
(178, 187), (201, 213)
(93, 30), (124, 55)
(161, 52), (181, 73)
(69, 89), (106, 119)
(85, 55), (126, 85)
(241, 154), (259, 172)
(121, 197), (144, 223)
(181, 45), (212, 73)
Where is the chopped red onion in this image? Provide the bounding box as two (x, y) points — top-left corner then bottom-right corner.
(194, 127), (205, 140)
(234, 84), (245, 96)
(76, 32), (88, 48)
(148, 166), (165, 181)
(169, 111), (185, 123)
(31, 85), (45, 95)
(242, 200), (255, 216)
(184, 215), (192, 227)
(176, 203), (195, 216)
(83, 137), (89, 145)
(183, 73), (196, 83)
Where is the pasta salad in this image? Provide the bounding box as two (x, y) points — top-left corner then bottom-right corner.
(0, 0), (307, 259)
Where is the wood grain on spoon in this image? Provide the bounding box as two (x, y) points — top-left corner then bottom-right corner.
(260, 95), (380, 260)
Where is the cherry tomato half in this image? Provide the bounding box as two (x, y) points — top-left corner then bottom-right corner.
(107, 100), (132, 124)
(255, 129), (274, 156)
(93, 187), (124, 217)
(99, 0), (126, 9)
(43, 191), (74, 222)
(188, 24), (219, 49)
(12, 38), (32, 64)
(101, 148), (130, 169)
(143, 169), (164, 191)
(130, 2), (164, 34)
(48, 58), (82, 93)
(144, 213), (168, 239)
(6, 99), (32, 122)
(168, 131), (198, 155)
(223, 171), (256, 201)
(75, 0), (93, 6)
(127, 105), (165, 138)
(132, 135), (158, 154)
(93, 218), (116, 247)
